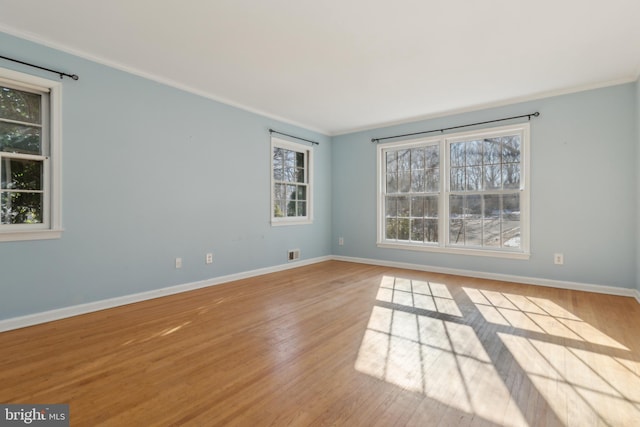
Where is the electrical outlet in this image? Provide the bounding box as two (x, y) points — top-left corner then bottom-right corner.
(338, 237), (344, 246)
(206, 253), (213, 264)
(175, 257), (182, 269)
(554, 253), (564, 265)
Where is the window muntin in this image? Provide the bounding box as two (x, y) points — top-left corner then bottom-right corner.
(271, 138), (312, 225)
(0, 69), (61, 241)
(378, 123), (529, 258)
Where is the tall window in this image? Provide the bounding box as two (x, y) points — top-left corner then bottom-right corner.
(378, 123), (529, 259)
(0, 68), (62, 241)
(271, 137), (312, 225)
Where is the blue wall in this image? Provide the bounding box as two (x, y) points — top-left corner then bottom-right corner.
(332, 84), (638, 289)
(0, 32), (332, 320)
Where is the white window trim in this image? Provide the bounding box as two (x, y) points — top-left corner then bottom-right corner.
(270, 137), (313, 226)
(0, 67), (63, 242)
(376, 123), (530, 260)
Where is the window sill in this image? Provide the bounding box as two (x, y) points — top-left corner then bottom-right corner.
(271, 218), (313, 227)
(377, 241), (530, 260)
(0, 229), (63, 242)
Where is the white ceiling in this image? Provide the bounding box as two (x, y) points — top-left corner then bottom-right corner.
(1, 1), (639, 135)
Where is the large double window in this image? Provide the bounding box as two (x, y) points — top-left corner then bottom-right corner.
(378, 123), (529, 259)
(271, 137), (313, 225)
(0, 68), (61, 241)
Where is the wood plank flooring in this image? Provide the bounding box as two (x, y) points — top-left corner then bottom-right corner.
(0, 260), (639, 426)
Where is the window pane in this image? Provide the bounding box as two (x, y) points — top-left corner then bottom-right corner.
(274, 183), (286, 200)
(0, 191), (43, 224)
(411, 148), (425, 169)
(284, 149), (295, 168)
(466, 166), (482, 191)
(296, 167), (305, 183)
(283, 166), (295, 183)
(273, 147), (283, 165)
(425, 145), (439, 168)
(411, 218), (424, 242)
(386, 151), (397, 173)
(425, 219), (438, 243)
(483, 194), (501, 247)
(483, 138), (501, 165)
(397, 218), (409, 240)
(464, 195), (482, 246)
(0, 122), (41, 154)
(0, 86), (41, 124)
(1, 158), (42, 190)
(449, 195), (464, 244)
(450, 167), (465, 191)
(296, 152), (305, 168)
(502, 164), (520, 189)
(286, 185), (296, 201)
(386, 218), (397, 239)
(397, 196), (410, 217)
(386, 173), (398, 193)
(484, 164), (501, 189)
(411, 170), (425, 192)
(273, 167), (283, 180)
(426, 168), (439, 193)
(297, 201), (306, 217)
(502, 136), (521, 163)
(425, 196), (438, 218)
(410, 196), (424, 217)
(397, 150), (410, 171)
(273, 199), (285, 217)
(296, 185), (306, 201)
(502, 193), (521, 248)
(450, 142), (465, 167)
(385, 196), (397, 217)
(398, 171), (410, 193)
(466, 140), (482, 166)
(286, 201), (296, 216)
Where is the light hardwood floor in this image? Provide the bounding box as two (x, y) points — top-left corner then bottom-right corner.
(1, 261), (639, 426)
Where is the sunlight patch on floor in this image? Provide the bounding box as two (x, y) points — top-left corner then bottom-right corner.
(376, 275), (462, 317)
(500, 333), (640, 426)
(355, 276), (528, 426)
(355, 275), (638, 426)
(464, 288), (629, 350)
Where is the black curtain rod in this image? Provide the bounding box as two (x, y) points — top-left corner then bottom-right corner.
(269, 129), (319, 146)
(371, 112), (540, 143)
(0, 55), (79, 81)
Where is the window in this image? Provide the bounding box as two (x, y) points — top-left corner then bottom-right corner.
(271, 137), (312, 225)
(0, 68), (62, 241)
(378, 123), (529, 259)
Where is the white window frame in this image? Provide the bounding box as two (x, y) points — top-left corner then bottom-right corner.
(0, 68), (62, 242)
(377, 123), (530, 259)
(270, 137), (313, 226)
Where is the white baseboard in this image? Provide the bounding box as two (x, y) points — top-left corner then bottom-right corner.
(332, 255), (639, 299)
(1, 254), (636, 333)
(0, 256), (331, 333)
